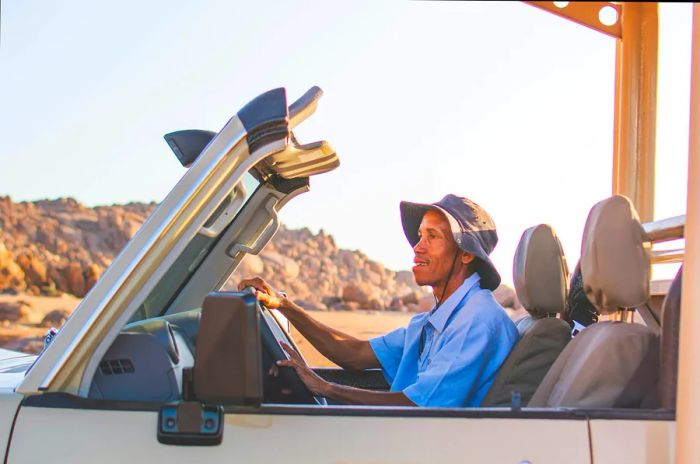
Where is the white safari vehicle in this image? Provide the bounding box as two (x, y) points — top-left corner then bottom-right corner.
(1, 2), (700, 463)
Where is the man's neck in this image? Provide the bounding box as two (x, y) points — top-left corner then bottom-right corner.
(432, 270), (472, 304)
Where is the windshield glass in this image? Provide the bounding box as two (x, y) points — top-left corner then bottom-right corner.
(129, 172), (260, 322)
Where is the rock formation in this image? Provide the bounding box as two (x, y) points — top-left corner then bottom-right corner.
(0, 196), (521, 313)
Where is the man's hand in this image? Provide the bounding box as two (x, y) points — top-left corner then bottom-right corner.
(238, 276), (294, 312)
(276, 342), (331, 396)
(276, 342), (414, 406)
(239, 276), (381, 373)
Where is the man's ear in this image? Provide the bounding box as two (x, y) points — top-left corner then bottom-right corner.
(461, 253), (475, 265)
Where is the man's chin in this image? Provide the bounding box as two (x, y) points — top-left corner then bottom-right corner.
(412, 272), (430, 287)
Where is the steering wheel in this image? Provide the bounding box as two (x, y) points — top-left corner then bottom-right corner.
(255, 296), (326, 405)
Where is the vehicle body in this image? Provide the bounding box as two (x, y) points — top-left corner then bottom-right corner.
(0, 2), (697, 463)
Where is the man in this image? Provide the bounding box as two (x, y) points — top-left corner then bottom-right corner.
(240, 194), (518, 407)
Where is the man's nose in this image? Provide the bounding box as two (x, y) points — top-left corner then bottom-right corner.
(413, 237), (427, 253)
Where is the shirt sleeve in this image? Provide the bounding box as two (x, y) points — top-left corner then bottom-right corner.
(402, 318), (495, 407)
(369, 326), (406, 385)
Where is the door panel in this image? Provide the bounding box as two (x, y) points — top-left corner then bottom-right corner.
(589, 419), (675, 463)
(221, 413), (590, 463)
(7, 405), (591, 464)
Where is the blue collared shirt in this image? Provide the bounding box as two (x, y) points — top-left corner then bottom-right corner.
(369, 273), (519, 407)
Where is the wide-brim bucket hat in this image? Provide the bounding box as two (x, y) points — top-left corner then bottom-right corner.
(400, 194), (501, 291)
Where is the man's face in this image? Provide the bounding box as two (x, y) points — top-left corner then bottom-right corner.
(412, 210), (460, 288)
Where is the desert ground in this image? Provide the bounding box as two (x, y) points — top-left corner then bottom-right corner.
(288, 310), (413, 367)
(0, 293), (413, 366)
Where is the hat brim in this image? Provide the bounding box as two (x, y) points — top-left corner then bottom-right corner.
(400, 201), (501, 291)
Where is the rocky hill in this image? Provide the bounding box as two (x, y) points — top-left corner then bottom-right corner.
(0, 196), (519, 314)
(0, 196), (436, 311)
(0, 196), (153, 298)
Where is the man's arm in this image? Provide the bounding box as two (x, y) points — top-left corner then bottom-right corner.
(277, 343), (415, 406)
(239, 277), (380, 371)
(322, 383), (416, 406)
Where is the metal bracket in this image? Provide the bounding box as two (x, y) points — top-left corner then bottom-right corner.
(158, 401), (223, 446)
(526, 1), (621, 39)
(227, 197), (280, 257)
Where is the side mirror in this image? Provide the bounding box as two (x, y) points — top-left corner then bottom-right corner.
(194, 291), (263, 405)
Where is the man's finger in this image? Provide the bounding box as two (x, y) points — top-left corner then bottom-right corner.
(276, 359), (297, 369)
(238, 277), (271, 294)
(237, 279), (257, 291)
(251, 277), (273, 295)
(280, 342), (303, 363)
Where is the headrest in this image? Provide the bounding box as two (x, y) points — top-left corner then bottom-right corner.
(513, 224), (569, 317)
(580, 195), (650, 315)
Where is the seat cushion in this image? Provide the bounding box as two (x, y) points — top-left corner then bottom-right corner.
(481, 317), (571, 407)
(528, 321), (659, 408)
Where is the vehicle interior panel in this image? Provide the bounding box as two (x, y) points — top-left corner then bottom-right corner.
(111, 292), (325, 405)
(88, 326), (194, 403)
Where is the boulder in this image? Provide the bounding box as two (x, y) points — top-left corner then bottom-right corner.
(262, 251), (300, 279)
(322, 296), (342, 307)
(48, 265), (69, 293)
(64, 262), (86, 297)
(329, 301), (360, 311)
(493, 284), (521, 310)
(84, 263), (103, 291)
(238, 254), (265, 277)
(341, 282), (376, 306)
(0, 301), (31, 322)
(41, 309), (71, 327)
(395, 270), (417, 287)
(296, 300), (328, 312)
(0, 243), (26, 291)
(16, 253), (47, 286)
(401, 291), (421, 306)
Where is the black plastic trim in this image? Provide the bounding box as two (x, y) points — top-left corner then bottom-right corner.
(23, 393), (163, 411)
(20, 393), (675, 421)
(163, 130), (217, 167)
(157, 402), (223, 446)
(237, 88), (289, 154)
(269, 175), (309, 194)
(246, 122), (288, 155)
(238, 88), (288, 132)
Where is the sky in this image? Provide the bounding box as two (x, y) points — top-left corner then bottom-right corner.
(0, 1), (693, 284)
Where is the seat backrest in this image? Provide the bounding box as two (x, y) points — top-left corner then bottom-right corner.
(659, 266), (682, 409)
(481, 224), (571, 407)
(529, 195), (658, 408)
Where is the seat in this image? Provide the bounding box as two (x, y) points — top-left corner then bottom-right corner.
(481, 224), (571, 407)
(659, 266), (682, 409)
(529, 195), (658, 408)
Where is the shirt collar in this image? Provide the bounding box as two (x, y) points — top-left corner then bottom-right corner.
(427, 272), (481, 333)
